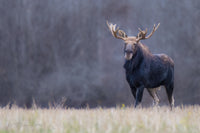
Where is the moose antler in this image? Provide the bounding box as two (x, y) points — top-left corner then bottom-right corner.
(106, 21), (127, 40)
(136, 23), (160, 42)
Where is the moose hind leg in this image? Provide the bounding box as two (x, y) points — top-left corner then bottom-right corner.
(147, 88), (160, 106)
(165, 83), (174, 109)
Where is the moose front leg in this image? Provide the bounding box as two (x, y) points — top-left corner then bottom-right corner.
(130, 87), (136, 99)
(134, 86), (144, 108)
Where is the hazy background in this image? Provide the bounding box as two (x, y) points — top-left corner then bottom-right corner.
(0, 0), (199, 108)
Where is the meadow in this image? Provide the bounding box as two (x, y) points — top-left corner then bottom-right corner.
(0, 105), (199, 133)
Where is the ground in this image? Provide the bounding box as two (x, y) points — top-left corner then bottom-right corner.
(0, 105), (199, 133)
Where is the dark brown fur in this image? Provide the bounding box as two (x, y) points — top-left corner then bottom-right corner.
(124, 42), (174, 108)
(107, 21), (174, 108)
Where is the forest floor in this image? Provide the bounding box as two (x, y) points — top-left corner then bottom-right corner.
(0, 105), (199, 133)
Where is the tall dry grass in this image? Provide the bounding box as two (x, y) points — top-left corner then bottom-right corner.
(0, 106), (199, 133)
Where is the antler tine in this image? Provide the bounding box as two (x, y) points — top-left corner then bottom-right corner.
(138, 28), (143, 32)
(136, 27), (148, 42)
(138, 28), (147, 34)
(106, 21), (126, 40)
(145, 28), (147, 33)
(145, 23), (160, 39)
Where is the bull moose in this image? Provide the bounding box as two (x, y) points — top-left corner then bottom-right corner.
(107, 21), (174, 108)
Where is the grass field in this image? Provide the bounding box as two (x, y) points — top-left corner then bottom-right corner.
(0, 106), (199, 133)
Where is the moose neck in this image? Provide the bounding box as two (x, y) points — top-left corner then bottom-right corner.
(123, 43), (152, 73)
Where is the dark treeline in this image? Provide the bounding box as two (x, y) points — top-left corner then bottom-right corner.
(0, 0), (199, 108)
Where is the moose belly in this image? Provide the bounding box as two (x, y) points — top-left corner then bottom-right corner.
(126, 72), (165, 89)
(143, 73), (166, 88)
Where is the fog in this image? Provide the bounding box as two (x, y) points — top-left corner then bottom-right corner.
(0, 0), (199, 108)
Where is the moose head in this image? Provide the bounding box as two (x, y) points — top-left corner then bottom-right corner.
(106, 21), (160, 60)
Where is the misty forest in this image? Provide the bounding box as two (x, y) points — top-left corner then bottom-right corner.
(0, 0), (200, 108)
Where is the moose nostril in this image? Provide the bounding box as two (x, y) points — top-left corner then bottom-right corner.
(125, 50), (133, 54)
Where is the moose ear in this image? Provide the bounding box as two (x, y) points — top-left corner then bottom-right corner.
(118, 30), (127, 38)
